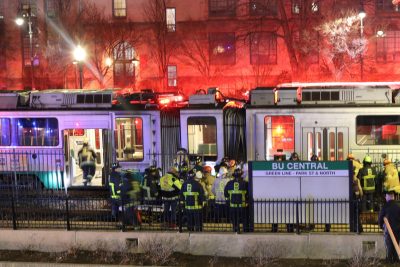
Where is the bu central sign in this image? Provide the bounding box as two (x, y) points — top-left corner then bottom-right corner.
(252, 161), (350, 177)
(249, 161), (352, 224)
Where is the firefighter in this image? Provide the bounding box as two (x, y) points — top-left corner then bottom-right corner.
(180, 169), (206, 231)
(211, 162), (230, 223)
(347, 153), (363, 233)
(228, 159), (237, 177)
(193, 156), (203, 172)
(289, 152), (300, 161)
(160, 166), (182, 228)
(383, 159), (400, 193)
(357, 155), (377, 212)
(202, 166), (215, 200)
(77, 139), (97, 186)
(347, 154), (363, 199)
(378, 189), (400, 263)
(109, 162), (122, 219)
(141, 165), (161, 203)
(224, 168), (249, 233)
(121, 169), (141, 228)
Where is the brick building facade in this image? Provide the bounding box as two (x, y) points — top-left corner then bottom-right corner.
(0, 0), (399, 97)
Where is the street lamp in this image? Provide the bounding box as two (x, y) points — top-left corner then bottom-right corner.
(15, 6), (35, 90)
(358, 7), (366, 81)
(73, 45), (86, 89)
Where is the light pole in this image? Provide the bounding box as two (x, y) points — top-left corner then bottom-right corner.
(358, 6), (366, 81)
(15, 6), (35, 90)
(73, 45), (86, 89)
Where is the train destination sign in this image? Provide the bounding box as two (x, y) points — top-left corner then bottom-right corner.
(252, 161), (349, 177)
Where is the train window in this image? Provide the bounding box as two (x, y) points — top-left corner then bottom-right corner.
(187, 117), (217, 160)
(15, 118), (59, 146)
(357, 115), (400, 145)
(114, 117), (143, 161)
(264, 116), (294, 160)
(0, 118), (11, 146)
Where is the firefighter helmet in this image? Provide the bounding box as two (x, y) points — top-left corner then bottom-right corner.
(203, 165), (212, 173)
(233, 168), (243, 178)
(363, 155), (372, 164)
(111, 162), (120, 169)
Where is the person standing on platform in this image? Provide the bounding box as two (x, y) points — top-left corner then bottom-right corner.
(180, 169), (205, 231)
(160, 166), (182, 228)
(224, 168), (249, 233)
(212, 162), (230, 223)
(358, 155), (377, 212)
(109, 162), (123, 220)
(378, 189), (400, 264)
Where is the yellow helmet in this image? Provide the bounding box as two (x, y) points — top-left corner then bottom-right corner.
(363, 155), (372, 163)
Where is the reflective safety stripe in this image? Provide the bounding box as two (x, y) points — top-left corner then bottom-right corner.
(183, 185), (202, 210)
(109, 182), (121, 199)
(228, 182), (247, 208)
(362, 169), (376, 191)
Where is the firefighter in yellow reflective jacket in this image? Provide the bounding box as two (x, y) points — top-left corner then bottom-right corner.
(160, 167), (182, 228)
(357, 155), (377, 212)
(224, 168), (250, 233)
(383, 159), (400, 193)
(180, 169), (205, 231)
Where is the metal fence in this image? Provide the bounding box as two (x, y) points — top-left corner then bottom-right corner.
(0, 190), (385, 234)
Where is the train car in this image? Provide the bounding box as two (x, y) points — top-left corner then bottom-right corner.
(246, 82), (400, 166)
(0, 89), (179, 191)
(179, 89), (246, 172)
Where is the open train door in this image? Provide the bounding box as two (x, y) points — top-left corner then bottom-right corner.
(63, 128), (110, 188)
(301, 127), (349, 161)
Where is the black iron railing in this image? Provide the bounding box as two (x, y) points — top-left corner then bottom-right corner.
(0, 190), (384, 234)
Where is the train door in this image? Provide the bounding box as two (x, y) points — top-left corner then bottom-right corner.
(63, 128), (108, 187)
(301, 127), (348, 161)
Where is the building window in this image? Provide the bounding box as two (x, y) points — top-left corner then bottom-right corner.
(250, 32), (277, 65)
(166, 8), (176, 32)
(310, 1), (319, 13)
(376, 31), (400, 62)
(209, 32), (236, 65)
(292, 0), (320, 15)
(167, 65), (177, 87)
(114, 117), (143, 162)
(113, 0), (126, 18)
(249, 0), (277, 16)
(292, 0), (301, 14)
(113, 41), (135, 88)
(377, 0), (400, 12)
(209, 0), (236, 17)
(188, 117), (217, 161)
(20, 0), (38, 17)
(46, 0), (59, 18)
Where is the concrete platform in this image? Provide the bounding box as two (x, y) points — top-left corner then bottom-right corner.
(0, 230), (386, 259)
